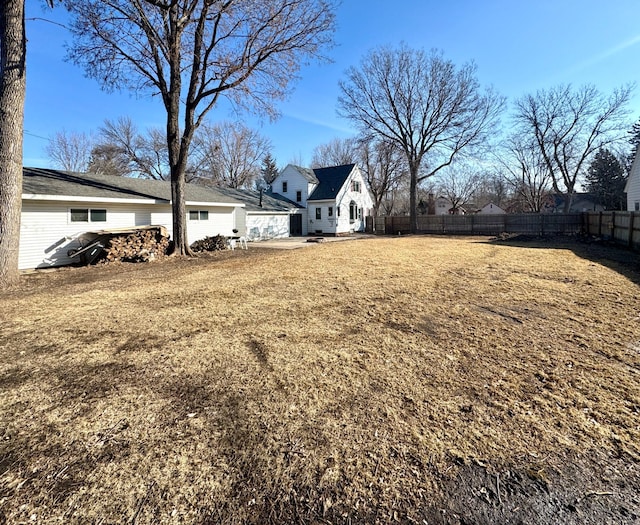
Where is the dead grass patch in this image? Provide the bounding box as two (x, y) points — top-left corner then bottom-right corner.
(1, 236), (639, 523)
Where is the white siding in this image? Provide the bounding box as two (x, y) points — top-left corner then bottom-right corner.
(334, 166), (374, 234)
(186, 205), (237, 242)
(272, 165), (315, 206)
(246, 213), (290, 240)
(20, 200), (241, 270)
(627, 154), (640, 211)
(19, 200), (158, 270)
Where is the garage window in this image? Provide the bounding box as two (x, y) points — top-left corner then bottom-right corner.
(189, 210), (209, 220)
(70, 208), (107, 223)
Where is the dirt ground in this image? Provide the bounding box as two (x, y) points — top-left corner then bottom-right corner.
(1, 235), (639, 524)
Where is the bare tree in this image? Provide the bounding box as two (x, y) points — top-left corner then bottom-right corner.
(359, 138), (407, 217)
(65, 0), (336, 255)
(87, 143), (131, 177)
(338, 45), (504, 233)
(435, 165), (481, 214)
(497, 135), (553, 213)
(310, 137), (358, 168)
(195, 121), (271, 189)
(93, 117), (176, 181)
(513, 84), (633, 212)
(46, 130), (94, 172)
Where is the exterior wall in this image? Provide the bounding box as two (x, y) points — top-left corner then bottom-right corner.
(627, 156), (640, 211)
(19, 200), (158, 270)
(308, 200), (337, 234)
(333, 166), (374, 234)
(150, 204), (237, 243)
(20, 200), (241, 270)
(246, 213), (290, 240)
(272, 165), (315, 206)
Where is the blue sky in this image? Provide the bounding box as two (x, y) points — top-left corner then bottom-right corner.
(23, 0), (640, 169)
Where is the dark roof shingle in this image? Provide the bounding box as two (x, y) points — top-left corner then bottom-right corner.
(307, 164), (355, 201)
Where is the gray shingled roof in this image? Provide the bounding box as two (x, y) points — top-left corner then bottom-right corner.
(212, 186), (303, 212)
(307, 164), (355, 201)
(22, 168), (243, 205)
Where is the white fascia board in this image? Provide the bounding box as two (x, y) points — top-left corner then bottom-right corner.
(22, 194), (163, 205)
(185, 201), (245, 207)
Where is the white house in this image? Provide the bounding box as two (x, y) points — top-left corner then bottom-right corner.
(19, 168), (245, 270)
(477, 202), (506, 215)
(271, 164), (374, 235)
(626, 150), (640, 212)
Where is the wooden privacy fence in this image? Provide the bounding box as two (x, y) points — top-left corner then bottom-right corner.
(366, 212), (640, 251)
(583, 211), (640, 251)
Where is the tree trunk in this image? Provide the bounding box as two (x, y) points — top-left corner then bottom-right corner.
(165, 4), (192, 256)
(0, 0), (26, 287)
(409, 164), (418, 234)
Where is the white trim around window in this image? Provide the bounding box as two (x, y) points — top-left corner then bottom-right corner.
(69, 208), (107, 223)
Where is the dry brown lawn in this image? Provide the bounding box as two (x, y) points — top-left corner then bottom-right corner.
(1, 236), (639, 524)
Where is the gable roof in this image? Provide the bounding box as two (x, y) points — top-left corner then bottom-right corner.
(22, 168), (243, 206)
(210, 186), (304, 212)
(285, 164), (319, 184)
(307, 164), (356, 201)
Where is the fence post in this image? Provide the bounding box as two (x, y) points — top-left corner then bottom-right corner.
(598, 212), (603, 237)
(611, 211), (616, 240)
(630, 212), (636, 248)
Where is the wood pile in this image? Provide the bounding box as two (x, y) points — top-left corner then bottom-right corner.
(102, 229), (170, 263)
(190, 235), (227, 252)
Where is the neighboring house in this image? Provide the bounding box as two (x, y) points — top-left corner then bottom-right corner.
(434, 197), (450, 215)
(211, 186), (304, 240)
(477, 202), (506, 215)
(20, 168), (245, 270)
(547, 193), (604, 213)
(626, 150), (640, 212)
(271, 164), (374, 235)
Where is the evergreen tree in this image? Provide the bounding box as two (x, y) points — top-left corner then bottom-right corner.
(259, 153), (279, 188)
(585, 148), (627, 210)
(627, 117), (640, 169)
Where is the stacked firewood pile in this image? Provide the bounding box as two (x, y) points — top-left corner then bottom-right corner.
(102, 229), (171, 263)
(190, 235), (228, 252)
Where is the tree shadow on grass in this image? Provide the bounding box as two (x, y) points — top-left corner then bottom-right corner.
(487, 235), (640, 286)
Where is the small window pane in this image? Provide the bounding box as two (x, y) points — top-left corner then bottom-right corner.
(90, 209), (107, 222)
(328, 206), (333, 217)
(636, 202), (640, 211)
(199, 210), (209, 220)
(189, 210), (199, 220)
(283, 182), (288, 192)
(296, 191), (302, 202)
(70, 209), (89, 222)
(316, 207), (321, 219)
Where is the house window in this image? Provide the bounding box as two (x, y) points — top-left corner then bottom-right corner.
(70, 208), (107, 223)
(337, 207), (340, 217)
(349, 201), (357, 222)
(282, 181), (288, 193)
(351, 181), (361, 192)
(189, 210), (209, 220)
(636, 202), (640, 211)
(328, 206), (333, 217)
(296, 190), (302, 202)
(316, 207), (322, 220)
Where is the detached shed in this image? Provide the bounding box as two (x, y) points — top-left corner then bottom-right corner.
(20, 168), (244, 270)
